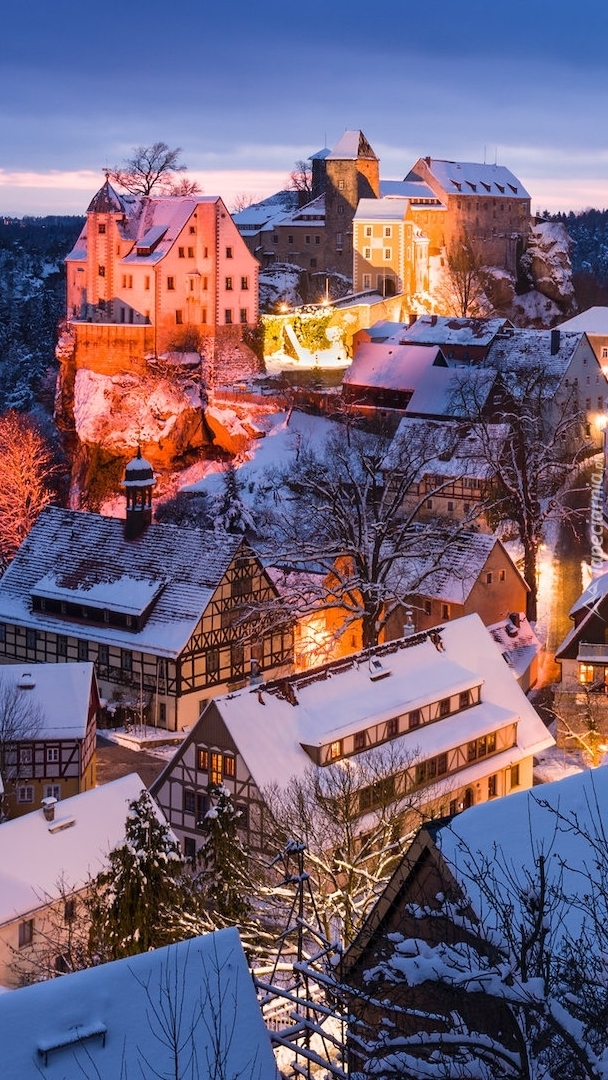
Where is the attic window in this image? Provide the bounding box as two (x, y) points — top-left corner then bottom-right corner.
(450, 180), (462, 191)
(481, 182), (491, 192)
(38, 1025), (107, 1067)
(369, 658), (391, 681)
(466, 182), (477, 192)
(508, 184), (518, 194)
(495, 183), (505, 193)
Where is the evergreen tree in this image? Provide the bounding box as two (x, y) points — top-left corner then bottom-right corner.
(213, 463), (255, 535)
(194, 784), (252, 926)
(87, 790), (185, 961)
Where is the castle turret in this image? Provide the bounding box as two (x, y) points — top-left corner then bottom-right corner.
(122, 447), (156, 539)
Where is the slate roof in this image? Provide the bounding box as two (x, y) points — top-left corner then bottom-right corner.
(0, 507), (245, 658)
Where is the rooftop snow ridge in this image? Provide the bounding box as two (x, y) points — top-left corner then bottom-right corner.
(253, 626), (446, 703)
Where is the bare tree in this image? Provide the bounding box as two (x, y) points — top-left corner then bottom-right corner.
(439, 235), (489, 317)
(109, 142), (201, 196)
(0, 410), (57, 568)
(0, 674), (44, 819)
(264, 742), (446, 945)
(452, 364), (591, 620)
(230, 192), (257, 213)
(289, 159), (313, 200)
(255, 423), (481, 649)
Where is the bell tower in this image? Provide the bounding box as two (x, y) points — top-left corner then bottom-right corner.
(122, 447), (156, 539)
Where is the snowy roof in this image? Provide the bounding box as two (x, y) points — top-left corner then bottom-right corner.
(487, 615), (541, 679)
(263, 193), (325, 230)
(482, 328), (586, 394)
(555, 572), (608, 659)
(381, 179), (442, 203)
(433, 767), (608, 945)
(406, 365), (496, 418)
(559, 306), (608, 334)
(0, 927), (278, 1080)
(327, 130), (378, 161)
(0, 662), (96, 741)
(354, 198), (409, 222)
(0, 506), (246, 657)
(196, 614), (552, 792)
(232, 190), (298, 232)
(409, 159), (530, 200)
(0, 773), (150, 925)
(387, 417), (510, 480)
(387, 531), (526, 606)
(397, 315), (511, 349)
(343, 342), (445, 391)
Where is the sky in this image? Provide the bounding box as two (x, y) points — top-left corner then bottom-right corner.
(2, 0), (608, 218)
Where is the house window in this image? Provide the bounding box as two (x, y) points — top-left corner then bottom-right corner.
(225, 277), (233, 290)
(159, 703), (167, 725)
(57, 635), (67, 657)
(579, 662), (596, 684)
(26, 629), (37, 652)
(447, 501), (454, 512)
(338, 179), (345, 190)
(240, 308), (248, 324)
(423, 600), (432, 616)
(459, 690), (470, 709)
(225, 309), (233, 324)
(178, 247), (185, 258)
(98, 643), (109, 667)
(19, 747), (32, 766)
(201, 309), (207, 324)
(226, 246), (233, 258)
(364, 247), (371, 260)
(499, 569), (506, 582)
(188, 247), (195, 258)
(328, 740), (342, 761)
(363, 274), (371, 289)
(44, 784), (61, 800)
(408, 709), (421, 729)
(207, 648), (219, 678)
(236, 803), (249, 829)
(354, 730), (366, 750)
(196, 792), (209, 824)
(365, 226), (372, 237)
(384, 248), (391, 260)
(47, 747), (59, 763)
(184, 836), (196, 859)
(272, 235), (278, 244)
(223, 755), (235, 778)
(288, 235), (293, 244)
(310, 258), (317, 268)
(305, 235), (311, 245)
(387, 717), (399, 738)
(488, 774), (498, 798)
(384, 226), (392, 237)
(441, 604), (450, 620)
(486, 572), (493, 585)
(98, 223), (106, 234)
(197, 749), (209, 772)
(315, 235), (320, 245)
(437, 753), (448, 775)
(184, 789), (196, 814)
(121, 649), (133, 672)
(241, 277), (249, 290)
(510, 763), (520, 788)
(336, 232), (343, 250)
(17, 786), (34, 803)
(210, 752), (223, 785)
(98, 265), (105, 277)
(78, 640), (89, 662)
(439, 698), (451, 717)
(144, 276), (150, 290)
(167, 277), (175, 290)
(18, 920), (34, 948)
(602, 346), (608, 360)
(426, 499), (433, 510)
(175, 310), (183, 324)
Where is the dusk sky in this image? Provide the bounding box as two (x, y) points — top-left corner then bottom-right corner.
(2, 0), (608, 217)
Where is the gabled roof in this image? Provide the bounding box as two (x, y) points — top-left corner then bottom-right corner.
(354, 198), (409, 222)
(381, 179), (443, 204)
(0, 927), (278, 1079)
(397, 315), (512, 350)
(408, 159), (530, 200)
(327, 129), (378, 161)
(387, 417), (510, 480)
(0, 662), (96, 741)
(482, 328), (588, 396)
(344, 342), (445, 392)
(162, 614), (552, 796)
(560, 306), (608, 334)
(387, 531), (528, 606)
(0, 773), (149, 925)
(0, 507), (246, 657)
(555, 571), (608, 659)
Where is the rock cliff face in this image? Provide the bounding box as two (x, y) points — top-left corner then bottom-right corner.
(520, 221), (577, 315)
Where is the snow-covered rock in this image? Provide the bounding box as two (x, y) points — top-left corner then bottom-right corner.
(204, 404), (252, 454)
(73, 369), (206, 467)
(520, 221), (577, 314)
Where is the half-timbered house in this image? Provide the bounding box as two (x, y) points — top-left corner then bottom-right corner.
(0, 497), (292, 732)
(152, 613), (553, 859)
(0, 662), (98, 818)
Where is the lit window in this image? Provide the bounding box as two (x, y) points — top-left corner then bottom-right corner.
(210, 752), (222, 785)
(499, 569), (506, 582)
(329, 740), (342, 760)
(510, 763), (520, 788)
(223, 755), (235, 778)
(197, 749), (209, 772)
(579, 662), (596, 684)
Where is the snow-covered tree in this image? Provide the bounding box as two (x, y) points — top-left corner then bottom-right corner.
(213, 462), (256, 535)
(256, 423), (482, 649)
(0, 410), (58, 568)
(439, 234), (490, 317)
(264, 742), (440, 945)
(193, 784), (253, 927)
(350, 784), (608, 1080)
(109, 142), (200, 196)
(87, 790), (186, 961)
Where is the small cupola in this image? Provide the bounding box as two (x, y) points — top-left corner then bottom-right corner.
(122, 447), (156, 540)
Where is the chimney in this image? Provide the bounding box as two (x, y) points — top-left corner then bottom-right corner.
(42, 796), (57, 822)
(403, 610), (415, 637)
(550, 328), (560, 355)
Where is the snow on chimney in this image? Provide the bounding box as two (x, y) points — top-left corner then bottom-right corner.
(42, 796), (57, 822)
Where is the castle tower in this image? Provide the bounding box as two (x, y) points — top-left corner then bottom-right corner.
(122, 447), (156, 540)
(324, 131), (380, 276)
